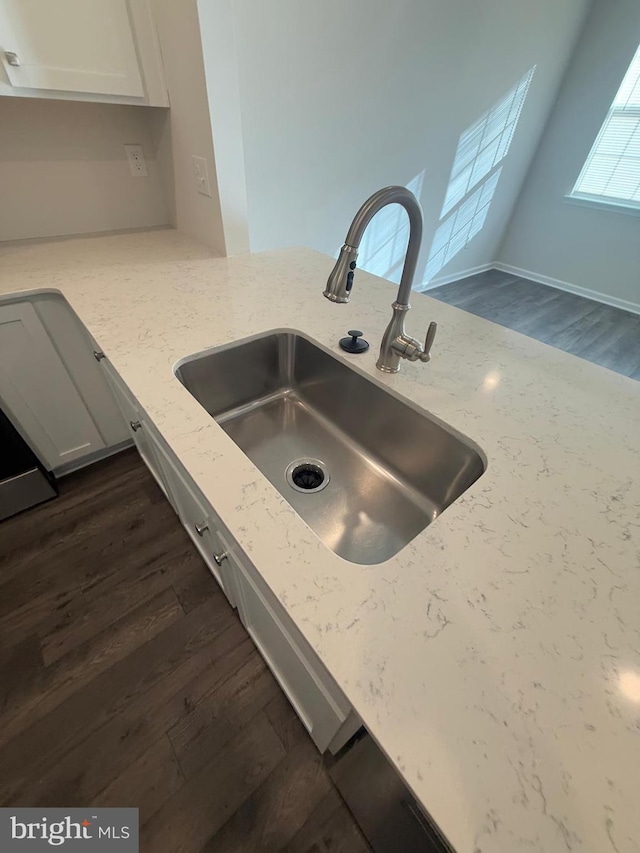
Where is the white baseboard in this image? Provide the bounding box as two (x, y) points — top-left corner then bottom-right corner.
(417, 260), (640, 316)
(417, 263), (494, 291)
(493, 262), (640, 316)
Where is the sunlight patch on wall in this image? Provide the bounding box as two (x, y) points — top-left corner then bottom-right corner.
(422, 66), (536, 287)
(441, 67), (535, 218)
(357, 171), (425, 284)
(425, 169), (501, 282)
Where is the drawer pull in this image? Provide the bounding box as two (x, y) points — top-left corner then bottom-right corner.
(213, 551), (228, 566)
(130, 420), (142, 431)
(93, 350), (106, 361)
(194, 521), (208, 536)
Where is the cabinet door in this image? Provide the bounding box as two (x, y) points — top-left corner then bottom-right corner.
(99, 359), (175, 507)
(0, 0), (144, 97)
(34, 297), (130, 449)
(131, 418), (174, 506)
(231, 548), (351, 752)
(0, 302), (104, 470)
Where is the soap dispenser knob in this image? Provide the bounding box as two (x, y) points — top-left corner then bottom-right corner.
(339, 330), (369, 354)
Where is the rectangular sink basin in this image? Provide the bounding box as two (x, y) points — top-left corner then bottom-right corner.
(175, 330), (485, 565)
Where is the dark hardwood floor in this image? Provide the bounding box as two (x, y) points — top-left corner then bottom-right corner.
(428, 270), (640, 381)
(0, 449), (371, 853)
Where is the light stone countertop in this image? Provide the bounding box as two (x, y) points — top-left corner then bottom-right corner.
(1, 229), (639, 853)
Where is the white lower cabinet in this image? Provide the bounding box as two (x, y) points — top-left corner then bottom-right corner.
(222, 531), (360, 753)
(0, 300), (106, 470)
(33, 296), (129, 451)
(98, 355), (360, 754)
(1, 292), (359, 754)
(99, 359), (176, 511)
(0, 296), (132, 474)
(161, 456), (236, 608)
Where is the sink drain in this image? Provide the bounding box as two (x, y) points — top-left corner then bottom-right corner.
(286, 459), (330, 493)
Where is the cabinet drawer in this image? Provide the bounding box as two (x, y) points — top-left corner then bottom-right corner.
(97, 358), (234, 605)
(167, 463), (236, 606)
(229, 544), (350, 752)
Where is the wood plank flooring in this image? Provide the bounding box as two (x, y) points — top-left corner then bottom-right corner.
(0, 449), (371, 853)
(427, 270), (640, 381)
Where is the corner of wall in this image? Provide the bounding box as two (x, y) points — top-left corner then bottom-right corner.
(493, 0), (594, 267)
(150, 0), (229, 255)
(494, 0), (640, 306)
(196, 0), (251, 256)
(147, 108), (176, 229)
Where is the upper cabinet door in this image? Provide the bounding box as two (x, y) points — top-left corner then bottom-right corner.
(0, 0), (144, 97)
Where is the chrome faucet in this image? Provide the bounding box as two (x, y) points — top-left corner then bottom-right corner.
(324, 186), (437, 374)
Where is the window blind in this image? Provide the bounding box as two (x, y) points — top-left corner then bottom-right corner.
(571, 44), (640, 209)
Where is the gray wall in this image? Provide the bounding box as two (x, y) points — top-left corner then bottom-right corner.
(226, 0), (590, 286)
(499, 0), (640, 310)
(0, 99), (169, 242)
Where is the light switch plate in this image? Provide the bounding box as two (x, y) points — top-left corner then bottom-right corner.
(192, 155), (212, 197)
(124, 144), (148, 177)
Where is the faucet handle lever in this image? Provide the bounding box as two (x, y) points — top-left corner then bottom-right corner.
(420, 321), (437, 362)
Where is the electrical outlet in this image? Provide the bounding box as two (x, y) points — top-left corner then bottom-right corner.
(192, 155), (212, 197)
(124, 144), (148, 177)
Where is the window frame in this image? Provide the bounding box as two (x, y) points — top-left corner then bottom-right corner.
(568, 47), (640, 212)
(563, 192), (640, 218)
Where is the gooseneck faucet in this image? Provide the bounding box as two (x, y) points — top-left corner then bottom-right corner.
(324, 186), (437, 373)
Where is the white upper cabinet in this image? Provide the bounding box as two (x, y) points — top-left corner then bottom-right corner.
(0, 0), (144, 96)
(0, 0), (168, 106)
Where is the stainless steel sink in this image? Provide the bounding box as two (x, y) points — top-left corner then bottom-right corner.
(175, 330), (485, 565)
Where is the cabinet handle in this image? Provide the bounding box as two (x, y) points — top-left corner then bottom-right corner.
(194, 521), (208, 536)
(93, 350), (106, 361)
(130, 420), (142, 431)
(213, 551), (228, 566)
(4, 51), (20, 67)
